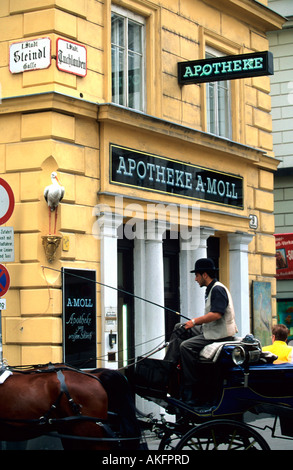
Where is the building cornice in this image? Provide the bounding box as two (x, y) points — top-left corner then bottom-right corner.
(203, 0), (286, 31)
(0, 91), (98, 120)
(0, 93), (279, 172)
(98, 103), (278, 171)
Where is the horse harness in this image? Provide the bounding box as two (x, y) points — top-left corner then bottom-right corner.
(55, 368), (82, 416)
(0, 364), (117, 440)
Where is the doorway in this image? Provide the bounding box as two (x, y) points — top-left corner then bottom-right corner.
(163, 232), (180, 341)
(207, 236), (220, 275)
(117, 237), (134, 369)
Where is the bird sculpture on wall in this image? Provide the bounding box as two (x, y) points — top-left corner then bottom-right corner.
(44, 172), (65, 234)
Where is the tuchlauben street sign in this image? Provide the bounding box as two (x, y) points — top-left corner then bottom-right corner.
(178, 51), (274, 85)
(110, 144), (243, 209)
(57, 38), (87, 77)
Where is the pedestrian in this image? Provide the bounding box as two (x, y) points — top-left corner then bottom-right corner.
(164, 257), (238, 406)
(262, 324), (292, 363)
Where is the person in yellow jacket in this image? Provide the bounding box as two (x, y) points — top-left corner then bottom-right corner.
(263, 324), (293, 363)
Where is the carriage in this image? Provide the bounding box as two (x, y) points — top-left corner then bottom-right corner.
(1, 334), (293, 450)
(131, 334), (293, 450)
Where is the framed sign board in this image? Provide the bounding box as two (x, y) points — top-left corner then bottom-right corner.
(274, 233), (293, 280)
(178, 51), (274, 85)
(252, 281), (272, 347)
(110, 143), (243, 209)
(62, 268), (96, 368)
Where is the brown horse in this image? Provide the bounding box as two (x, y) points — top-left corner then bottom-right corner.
(0, 364), (142, 450)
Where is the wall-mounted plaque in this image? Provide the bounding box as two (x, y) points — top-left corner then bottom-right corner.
(62, 268), (96, 368)
(57, 38), (87, 77)
(9, 37), (51, 73)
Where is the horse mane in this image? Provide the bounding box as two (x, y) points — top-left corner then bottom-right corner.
(93, 368), (143, 449)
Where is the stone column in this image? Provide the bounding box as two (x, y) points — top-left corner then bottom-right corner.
(97, 211), (123, 369)
(180, 226), (215, 320)
(143, 220), (166, 358)
(228, 232), (254, 337)
(134, 220), (166, 417)
(133, 233), (146, 359)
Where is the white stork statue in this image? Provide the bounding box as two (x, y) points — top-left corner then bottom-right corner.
(44, 172), (65, 234)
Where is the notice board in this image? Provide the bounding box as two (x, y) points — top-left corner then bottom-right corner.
(274, 233), (293, 280)
(62, 268), (96, 368)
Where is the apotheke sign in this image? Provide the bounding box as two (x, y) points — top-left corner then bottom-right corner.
(9, 37), (51, 73)
(111, 144), (243, 209)
(178, 51), (274, 85)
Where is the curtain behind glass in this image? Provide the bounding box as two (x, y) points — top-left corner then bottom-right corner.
(128, 21), (142, 110)
(111, 12), (143, 111)
(206, 52), (232, 139)
(111, 14), (125, 106)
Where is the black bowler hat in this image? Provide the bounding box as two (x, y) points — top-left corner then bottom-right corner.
(190, 258), (217, 274)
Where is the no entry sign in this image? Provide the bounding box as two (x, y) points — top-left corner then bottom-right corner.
(0, 179), (14, 225)
(0, 264), (10, 297)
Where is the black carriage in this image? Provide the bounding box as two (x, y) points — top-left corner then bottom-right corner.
(1, 335), (293, 450)
(132, 335), (293, 450)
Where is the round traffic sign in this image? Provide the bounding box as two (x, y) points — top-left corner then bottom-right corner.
(0, 178), (15, 225)
(0, 264), (10, 297)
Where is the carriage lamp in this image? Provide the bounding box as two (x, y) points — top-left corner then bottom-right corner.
(232, 344), (261, 367)
(247, 349), (261, 363)
(232, 345), (246, 365)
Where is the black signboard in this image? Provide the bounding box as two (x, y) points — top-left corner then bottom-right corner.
(110, 144), (243, 209)
(178, 51), (274, 85)
(62, 268), (96, 368)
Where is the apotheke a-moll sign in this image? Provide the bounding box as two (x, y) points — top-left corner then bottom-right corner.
(178, 51), (274, 85)
(57, 38), (87, 77)
(9, 37), (51, 73)
(111, 144), (243, 209)
(62, 268), (96, 368)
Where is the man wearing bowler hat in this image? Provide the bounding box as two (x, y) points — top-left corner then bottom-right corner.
(165, 257), (238, 406)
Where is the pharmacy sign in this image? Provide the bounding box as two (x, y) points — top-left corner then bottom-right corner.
(178, 51), (274, 85)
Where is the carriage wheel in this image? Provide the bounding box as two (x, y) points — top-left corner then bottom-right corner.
(175, 419), (270, 451)
(158, 429), (183, 450)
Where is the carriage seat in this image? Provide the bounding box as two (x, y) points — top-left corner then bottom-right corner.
(199, 335), (276, 364)
(199, 337), (240, 362)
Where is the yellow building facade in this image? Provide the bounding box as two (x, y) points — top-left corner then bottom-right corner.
(0, 0), (284, 367)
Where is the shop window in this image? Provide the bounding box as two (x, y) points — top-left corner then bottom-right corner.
(111, 5), (145, 111)
(206, 46), (232, 140)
